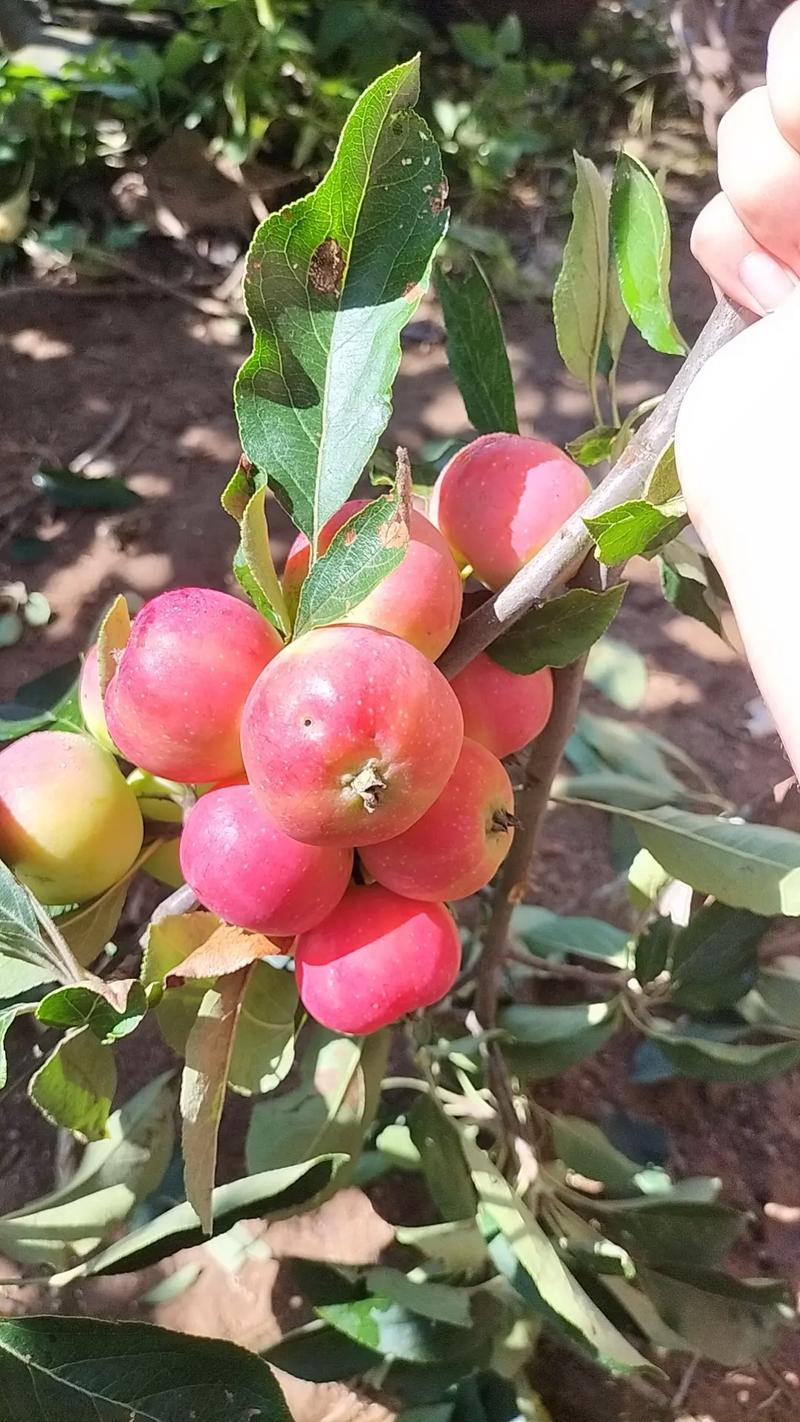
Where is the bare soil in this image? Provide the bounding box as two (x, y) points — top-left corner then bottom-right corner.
(1, 217), (799, 1421)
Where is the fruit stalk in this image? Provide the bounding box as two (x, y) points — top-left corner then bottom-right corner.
(438, 297), (748, 681)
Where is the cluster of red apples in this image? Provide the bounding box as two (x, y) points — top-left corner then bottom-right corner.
(0, 435), (589, 1035)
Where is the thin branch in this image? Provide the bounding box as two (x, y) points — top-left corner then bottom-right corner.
(475, 655), (588, 1033)
(438, 297), (748, 680)
(505, 945), (627, 990)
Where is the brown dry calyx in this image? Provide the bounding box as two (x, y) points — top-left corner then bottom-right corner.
(490, 808), (519, 835)
(346, 762), (387, 813)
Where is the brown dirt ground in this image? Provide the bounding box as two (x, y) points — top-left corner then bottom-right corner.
(1, 213), (800, 1422)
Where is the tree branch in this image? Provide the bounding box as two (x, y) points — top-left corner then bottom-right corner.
(438, 297), (748, 680)
(475, 653), (588, 1031)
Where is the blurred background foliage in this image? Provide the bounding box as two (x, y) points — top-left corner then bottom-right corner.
(0, 0), (693, 265)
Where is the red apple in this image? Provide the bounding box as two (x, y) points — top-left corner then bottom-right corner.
(104, 587), (282, 782)
(241, 624), (464, 846)
(450, 653), (553, 759)
(0, 731), (143, 904)
(360, 738), (515, 900)
(431, 433), (591, 588)
(283, 500), (462, 659)
(294, 883), (461, 1033)
(180, 782), (352, 935)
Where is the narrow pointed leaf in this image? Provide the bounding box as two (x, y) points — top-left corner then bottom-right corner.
(553, 154), (609, 390)
(51, 1154), (342, 1281)
(436, 255), (518, 434)
(610, 153), (686, 357)
(222, 463), (290, 635)
(181, 965), (250, 1234)
(461, 1131), (652, 1373)
(235, 57), (448, 542)
(95, 594), (130, 696)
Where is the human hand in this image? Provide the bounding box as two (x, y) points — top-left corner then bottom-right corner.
(674, 3), (800, 773)
(691, 0), (800, 315)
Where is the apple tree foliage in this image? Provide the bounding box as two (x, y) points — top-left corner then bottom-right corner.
(0, 56), (798, 1420)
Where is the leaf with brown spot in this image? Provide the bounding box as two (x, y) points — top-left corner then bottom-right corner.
(235, 57), (448, 545)
(308, 238), (346, 296)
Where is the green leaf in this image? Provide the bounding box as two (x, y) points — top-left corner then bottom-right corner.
(55, 875), (133, 967)
(569, 711), (699, 801)
(0, 1315), (292, 1420)
(550, 1115), (655, 1196)
(317, 1294), (493, 1367)
(757, 963), (800, 1029)
(510, 906), (629, 967)
(364, 1267), (474, 1328)
(625, 806), (800, 916)
(181, 965), (250, 1235)
(51, 1154), (342, 1283)
(636, 1266), (792, 1366)
(0, 1005), (29, 1089)
(497, 1000), (620, 1078)
(235, 57), (448, 543)
(602, 245), (630, 379)
(669, 903), (767, 1012)
(610, 153), (686, 357)
(488, 586), (626, 675)
(32, 465), (143, 510)
(553, 154), (609, 391)
(293, 484), (410, 638)
(264, 1320), (381, 1382)
(36, 981), (147, 1042)
(557, 771), (686, 812)
(659, 543), (726, 638)
(395, 1220), (488, 1273)
(634, 916), (673, 987)
(642, 1021), (800, 1082)
(29, 1028), (116, 1142)
(585, 496), (686, 566)
(227, 961), (297, 1095)
(0, 956), (55, 1004)
(435, 256), (518, 434)
(221, 469), (291, 636)
(408, 1094), (477, 1222)
(0, 860), (48, 964)
(566, 426), (617, 467)
(588, 1198), (744, 1271)
(0, 658), (82, 743)
(0, 1073), (175, 1268)
(246, 1026), (388, 1179)
(584, 636), (647, 709)
(461, 1131), (651, 1374)
(643, 441), (680, 505)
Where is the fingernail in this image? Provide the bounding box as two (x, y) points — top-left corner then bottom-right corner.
(739, 251), (798, 313)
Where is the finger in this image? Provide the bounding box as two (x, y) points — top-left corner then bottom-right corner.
(717, 86), (800, 274)
(767, 0), (800, 153)
(691, 191), (797, 315)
